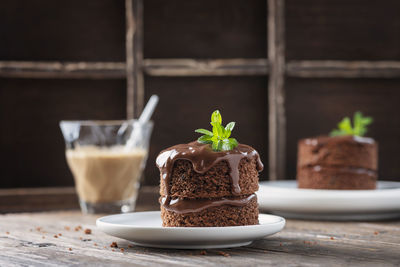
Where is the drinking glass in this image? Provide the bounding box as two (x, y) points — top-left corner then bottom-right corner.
(60, 120), (153, 214)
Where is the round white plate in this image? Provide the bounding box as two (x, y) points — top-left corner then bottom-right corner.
(96, 211), (285, 249)
(257, 181), (400, 221)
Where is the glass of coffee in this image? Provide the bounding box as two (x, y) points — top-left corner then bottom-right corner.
(60, 120), (153, 214)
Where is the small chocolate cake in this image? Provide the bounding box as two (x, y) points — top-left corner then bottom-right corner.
(297, 136), (378, 190)
(156, 141), (263, 227)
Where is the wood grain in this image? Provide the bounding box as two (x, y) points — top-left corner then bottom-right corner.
(0, 186), (159, 213)
(143, 59), (268, 76)
(0, 211), (398, 266)
(268, 0), (286, 180)
(125, 0), (135, 119)
(0, 61), (126, 79)
(287, 61), (400, 78)
(134, 0), (145, 115)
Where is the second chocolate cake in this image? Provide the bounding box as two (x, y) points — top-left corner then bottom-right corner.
(156, 110), (263, 227)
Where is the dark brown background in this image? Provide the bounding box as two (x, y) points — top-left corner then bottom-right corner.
(0, 0), (399, 188)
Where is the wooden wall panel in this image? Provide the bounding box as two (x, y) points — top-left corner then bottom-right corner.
(285, 78), (400, 181)
(0, 79), (126, 188)
(143, 76), (269, 185)
(0, 0), (125, 61)
(143, 0), (267, 59)
(286, 0), (400, 60)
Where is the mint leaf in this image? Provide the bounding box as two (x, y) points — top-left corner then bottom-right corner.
(338, 117), (353, 134)
(195, 128), (213, 136)
(195, 110), (239, 151)
(198, 135), (213, 144)
(211, 110), (222, 124)
(353, 112), (362, 136)
(330, 129), (346, 137)
(212, 122), (224, 137)
(222, 139), (233, 151)
(225, 122), (235, 132)
(228, 138), (238, 147)
(224, 122), (235, 138)
(212, 140), (222, 151)
(330, 111), (373, 137)
(211, 122), (219, 136)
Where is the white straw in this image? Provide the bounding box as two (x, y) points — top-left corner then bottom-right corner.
(125, 95), (159, 149)
(138, 95), (159, 124)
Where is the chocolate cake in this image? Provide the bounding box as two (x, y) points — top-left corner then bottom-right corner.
(297, 135), (378, 189)
(156, 141), (263, 227)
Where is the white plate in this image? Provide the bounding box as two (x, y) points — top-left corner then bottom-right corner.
(257, 181), (400, 221)
(96, 211), (285, 249)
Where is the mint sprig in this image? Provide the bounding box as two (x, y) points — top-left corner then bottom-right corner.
(195, 110), (238, 151)
(330, 111), (373, 137)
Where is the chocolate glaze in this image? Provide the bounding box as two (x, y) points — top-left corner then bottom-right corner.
(303, 135), (375, 147)
(312, 165), (377, 176)
(161, 194), (256, 214)
(156, 141), (263, 196)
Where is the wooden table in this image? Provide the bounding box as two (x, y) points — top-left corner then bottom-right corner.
(1, 209), (399, 267)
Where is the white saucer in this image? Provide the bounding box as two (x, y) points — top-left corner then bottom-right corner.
(257, 180), (400, 221)
(96, 211), (285, 249)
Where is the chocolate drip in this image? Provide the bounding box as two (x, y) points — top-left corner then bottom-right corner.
(161, 194), (256, 214)
(304, 135), (375, 147)
(156, 141), (263, 196)
(312, 165), (377, 176)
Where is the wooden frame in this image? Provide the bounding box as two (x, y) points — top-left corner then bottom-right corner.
(1, 0), (400, 181)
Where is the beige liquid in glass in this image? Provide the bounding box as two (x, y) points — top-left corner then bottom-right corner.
(66, 146), (147, 203)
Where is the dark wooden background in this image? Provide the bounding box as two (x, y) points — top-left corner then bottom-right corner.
(0, 0), (399, 188)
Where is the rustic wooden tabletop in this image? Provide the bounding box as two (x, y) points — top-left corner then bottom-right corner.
(1, 209), (399, 267)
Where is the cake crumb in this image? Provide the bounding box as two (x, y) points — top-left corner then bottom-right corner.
(112, 249), (115, 252)
(110, 242), (118, 248)
(5, 231), (9, 235)
(58, 233), (62, 236)
(54, 235), (58, 238)
(374, 231), (379, 235)
(330, 237), (335, 240)
(217, 251), (230, 257)
(36, 227), (42, 232)
(68, 248), (72, 251)
(120, 248), (125, 252)
(200, 250), (207, 255)
(84, 229), (92, 235)
(75, 226), (82, 231)
(79, 237), (83, 240)
(94, 243), (98, 246)
(104, 246), (107, 249)
(128, 244), (133, 248)
(64, 226), (70, 231)
(42, 236), (45, 239)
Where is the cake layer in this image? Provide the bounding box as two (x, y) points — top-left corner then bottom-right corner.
(161, 195), (259, 227)
(297, 136), (378, 170)
(157, 141), (262, 198)
(159, 158), (259, 198)
(161, 194), (256, 214)
(297, 165), (377, 190)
